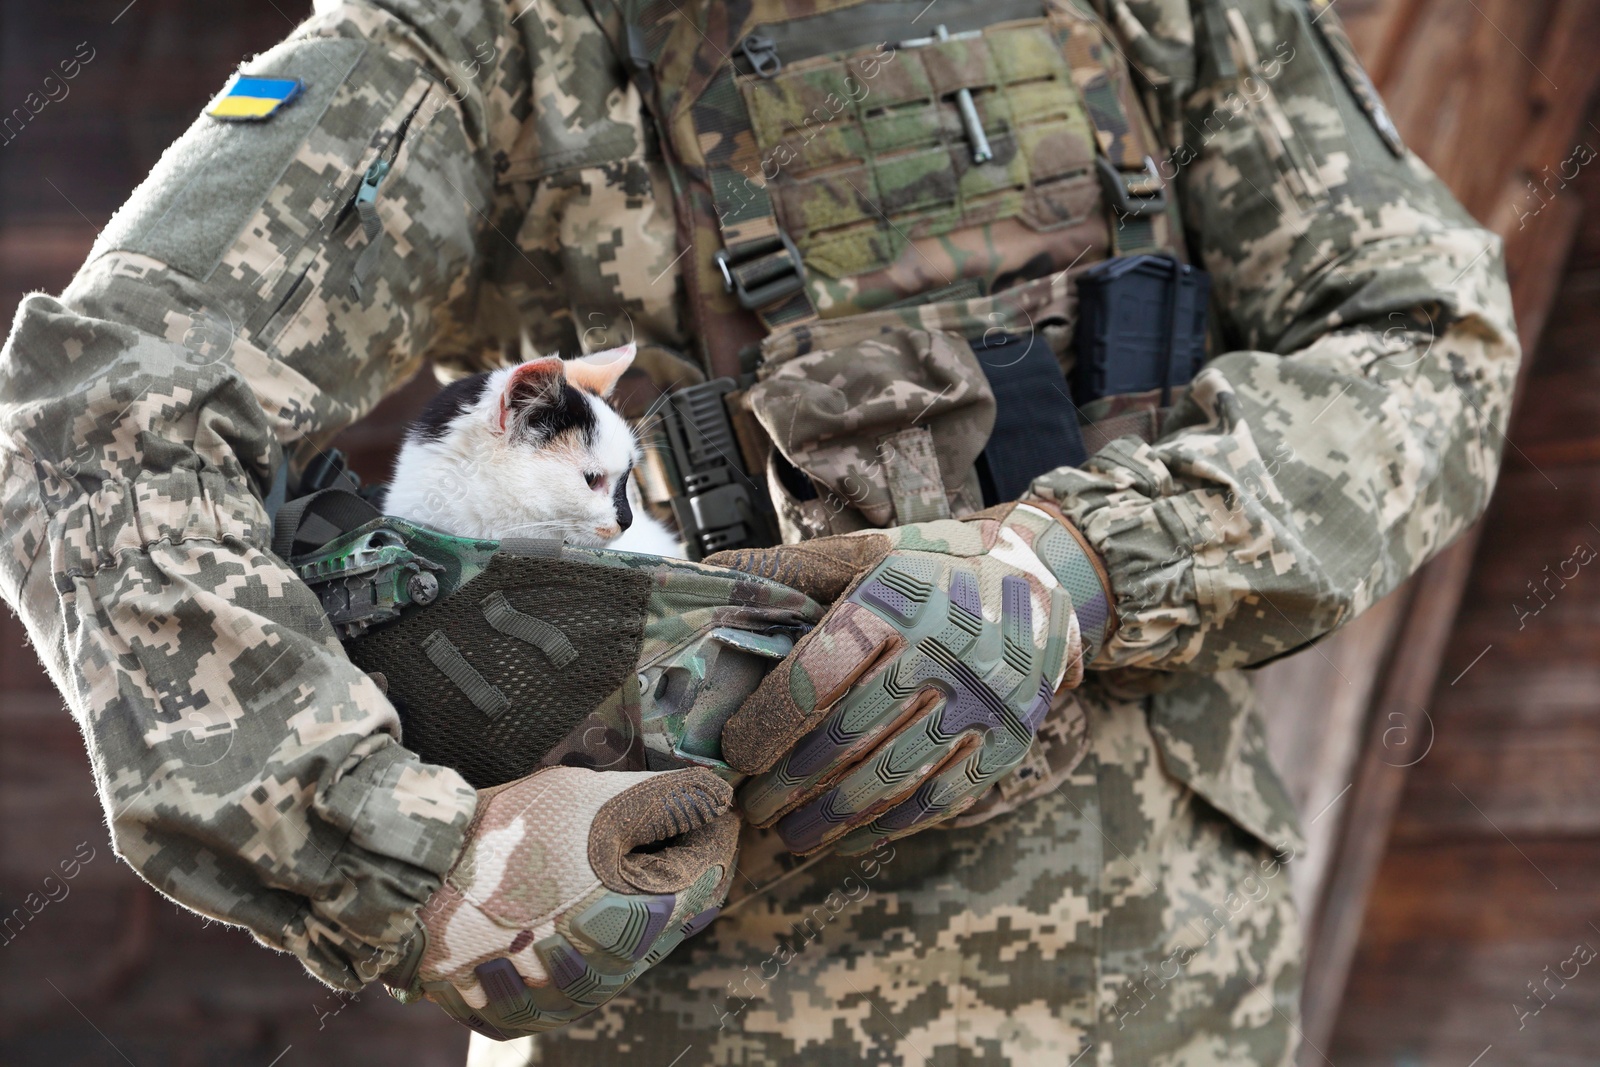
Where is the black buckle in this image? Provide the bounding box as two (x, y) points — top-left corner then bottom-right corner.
(657, 378), (776, 559)
(713, 233), (807, 311)
(1096, 155), (1168, 218)
(738, 34), (782, 78)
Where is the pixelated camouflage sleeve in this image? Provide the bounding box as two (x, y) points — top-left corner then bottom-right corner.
(0, 0), (542, 989)
(1031, 0), (1520, 670)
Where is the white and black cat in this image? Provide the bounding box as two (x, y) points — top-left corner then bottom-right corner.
(385, 343), (683, 556)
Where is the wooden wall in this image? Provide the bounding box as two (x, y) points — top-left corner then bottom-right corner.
(1259, 1), (1600, 1060)
(1327, 108), (1600, 1067)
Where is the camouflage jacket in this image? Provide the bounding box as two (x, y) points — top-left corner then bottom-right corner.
(0, 0), (1517, 1000)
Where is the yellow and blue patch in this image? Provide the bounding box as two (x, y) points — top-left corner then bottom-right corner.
(205, 75), (304, 122)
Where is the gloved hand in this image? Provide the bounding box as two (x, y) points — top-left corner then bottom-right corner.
(707, 500), (1114, 855)
(383, 765), (738, 1039)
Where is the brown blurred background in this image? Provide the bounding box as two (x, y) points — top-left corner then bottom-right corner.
(1, 1), (1598, 1064)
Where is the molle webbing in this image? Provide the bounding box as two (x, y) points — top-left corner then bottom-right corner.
(604, 0), (820, 329)
(481, 590), (581, 668)
(601, 0), (1179, 344)
(880, 427), (952, 525)
(271, 486), (379, 560)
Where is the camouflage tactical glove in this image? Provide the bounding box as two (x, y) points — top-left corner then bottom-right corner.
(383, 765), (738, 1039)
(708, 501), (1114, 855)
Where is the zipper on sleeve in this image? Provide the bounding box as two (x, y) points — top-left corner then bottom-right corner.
(347, 90), (430, 299)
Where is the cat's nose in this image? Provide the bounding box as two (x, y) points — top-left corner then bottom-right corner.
(613, 480), (633, 531)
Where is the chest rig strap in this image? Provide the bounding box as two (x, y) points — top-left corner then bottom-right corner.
(1054, 10), (1171, 255)
(601, 0), (820, 340)
(695, 67), (819, 330)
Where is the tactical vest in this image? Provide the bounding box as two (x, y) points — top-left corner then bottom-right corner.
(559, 0), (1214, 828)
(591, 0), (1205, 551)
(281, 0), (1213, 832)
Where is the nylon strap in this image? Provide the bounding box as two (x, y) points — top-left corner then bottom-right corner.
(693, 71), (819, 329)
(603, 0), (820, 330)
(422, 630), (512, 720)
(271, 487), (380, 561)
(1197, 0), (1240, 82)
(879, 427), (951, 525)
(1056, 14), (1170, 255)
(480, 591), (579, 668)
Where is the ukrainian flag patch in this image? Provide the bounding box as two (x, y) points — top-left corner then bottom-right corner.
(206, 75), (304, 122)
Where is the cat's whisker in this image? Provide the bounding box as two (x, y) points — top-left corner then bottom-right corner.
(627, 391), (680, 438)
(637, 439), (672, 459)
(635, 390), (676, 424)
(630, 413), (667, 437)
(389, 348), (684, 557)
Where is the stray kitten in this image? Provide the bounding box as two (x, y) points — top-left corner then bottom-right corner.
(385, 343), (683, 556)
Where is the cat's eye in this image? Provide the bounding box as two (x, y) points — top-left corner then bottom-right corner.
(585, 472), (606, 492)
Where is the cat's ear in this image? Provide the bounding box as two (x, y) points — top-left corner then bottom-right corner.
(563, 342), (636, 397)
(496, 356), (564, 433)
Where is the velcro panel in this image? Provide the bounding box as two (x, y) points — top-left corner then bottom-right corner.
(736, 18), (1103, 282)
(91, 36), (370, 280)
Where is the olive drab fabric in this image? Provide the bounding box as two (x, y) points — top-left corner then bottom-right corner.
(0, 0), (1518, 1062)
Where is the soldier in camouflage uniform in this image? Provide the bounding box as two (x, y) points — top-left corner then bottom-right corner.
(0, 0), (1517, 1061)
